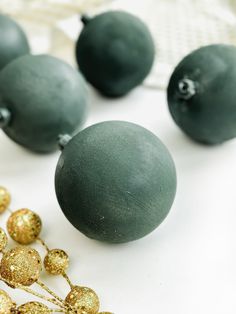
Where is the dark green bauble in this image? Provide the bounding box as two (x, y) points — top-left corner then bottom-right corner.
(0, 14), (30, 70)
(75, 11), (155, 97)
(168, 44), (236, 144)
(0, 54), (88, 153)
(55, 121), (176, 243)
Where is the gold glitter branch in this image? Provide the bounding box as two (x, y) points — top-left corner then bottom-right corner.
(0, 273), (64, 309)
(0, 186), (113, 314)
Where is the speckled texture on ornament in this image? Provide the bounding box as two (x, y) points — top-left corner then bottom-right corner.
(0, 246), (42, 286)
(7, 208), (42, 245)
(65, 286), (100, 314)
(44, 249), (69, 275)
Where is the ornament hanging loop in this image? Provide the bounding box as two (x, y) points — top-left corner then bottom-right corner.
(81, 14), (91, 25)
(0, 108), (11, 128)
(178, 78), (197, 100)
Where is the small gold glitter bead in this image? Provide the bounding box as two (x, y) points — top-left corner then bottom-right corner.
(0, 289), (15, 314)
(65, 286), (100, 314)
(0, 186), (11, 214)
(0, 228), (8, 252)
(7, 208), (42, 245)
(17, 302), (51, 314)
(44, 249), (69, 275)
(0, 246), (42, 286)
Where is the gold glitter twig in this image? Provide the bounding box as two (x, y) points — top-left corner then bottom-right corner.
(20, 286), (65, 310)
(36, 280), (65, 304)
(36, 279), (75, 312)
(7, 207), (13, 213)
(0, 186), (111, 313)
(37, 238), (74, 289)
(37, 237), (50, 252)
(62, 272), (74, 289)
(0, 275), (65, 309)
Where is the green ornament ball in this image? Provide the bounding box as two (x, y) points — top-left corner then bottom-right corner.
(0, 14), (30, 70)
(168, 44), (236, 144)
(55, 121), (176, 243)
(0, 54), (88, 153)
(76, 11), (155, 97)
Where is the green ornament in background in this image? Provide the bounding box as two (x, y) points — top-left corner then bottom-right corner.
(168, 44), (236, 145)
(0, 14), (30, 71)
(76, 11), (155, 97)
(0, 54), (88, 153)
(55, 121), (176, 243)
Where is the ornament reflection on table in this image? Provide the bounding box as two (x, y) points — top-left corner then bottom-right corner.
(0, 186), (112, 314)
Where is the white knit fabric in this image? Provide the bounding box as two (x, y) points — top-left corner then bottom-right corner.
(1, 0), (236, 89)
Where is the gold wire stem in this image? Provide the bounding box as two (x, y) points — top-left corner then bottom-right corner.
(36, 280), (75, 312)
(37, 237), (50, 252)
(37, 238), (74, 289)
(0, 275), (64, 309)
(36, 280), (76, 312)
(36, 280), (65, 304)
(20, 286), (66, 310)
(62, 272), (74, 289)
(7, 207), (13, 214)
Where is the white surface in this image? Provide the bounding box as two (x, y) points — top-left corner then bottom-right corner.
(1, 85), (236, 314)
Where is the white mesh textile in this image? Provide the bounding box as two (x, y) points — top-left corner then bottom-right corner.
(1, 0), (236, 89)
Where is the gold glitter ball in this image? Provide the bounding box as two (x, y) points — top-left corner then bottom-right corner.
(0, 228), (7, 252)
(17, 302), (51, 314)
(7, 208), (42, 245)
(65, 286), (100, 314)
(0, 187), (11, 214)
(0, 246), (42, 286)
(0, 289), (15, 314)
(44, 249), (69, 275)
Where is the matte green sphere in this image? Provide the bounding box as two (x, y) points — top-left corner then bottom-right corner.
(76, 11), (155, 97)
(0, 14), (30, 70)
(55, 121), (176, 243)
(0, 54), (88, 152)
(168, 44), (236, 144)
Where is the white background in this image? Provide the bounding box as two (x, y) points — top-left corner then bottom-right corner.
(1, 1), (236, 314)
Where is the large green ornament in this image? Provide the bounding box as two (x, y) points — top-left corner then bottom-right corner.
(168, 44), (236, 144)
(76, 11), (155, 97)
(55, 121), (176, 243)
(0, 54), (88, 153)
(0, 14), (30, 70)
